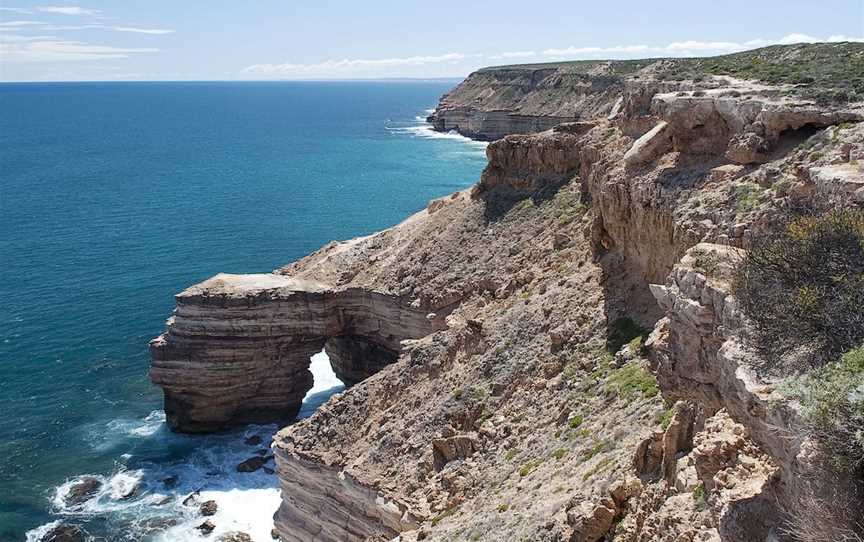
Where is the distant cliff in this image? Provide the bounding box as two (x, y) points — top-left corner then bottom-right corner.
(429, 42), (864, 141)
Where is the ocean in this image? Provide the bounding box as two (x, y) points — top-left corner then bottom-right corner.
(0, 81), (487, 540)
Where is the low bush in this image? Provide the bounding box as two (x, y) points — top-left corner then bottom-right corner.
(606, 363), (659, 400)
(793, 346), (864, 473)
(733, 209), (864, 369)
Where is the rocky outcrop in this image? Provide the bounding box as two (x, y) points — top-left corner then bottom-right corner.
(477, 127), (583, 197)
(645, 242), (862, 539)
(150, 273), (439, 432)
(274, 441), (420, 542)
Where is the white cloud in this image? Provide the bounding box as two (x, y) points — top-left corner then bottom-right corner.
(241, 34), (864, 79)
(0, 39), (158, 62)
(538, 34), (864, 60)
(0, 20), (45, 27)
(0, 34), (57, 42)
(35, 6), (101, 16)
(113, 26), (174, 35)
(0, 7), (33, 14)
(542, 44), (653, 57)
(0, 21), (173, 34)
(243, 53), (477, 76)
(489, 50), (537, 60)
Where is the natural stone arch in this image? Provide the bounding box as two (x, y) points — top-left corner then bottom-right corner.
(150, 273), (441, 433)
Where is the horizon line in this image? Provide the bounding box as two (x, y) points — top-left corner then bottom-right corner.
(0, 76), (467, 84)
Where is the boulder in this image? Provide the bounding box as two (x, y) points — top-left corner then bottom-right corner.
(431, 435), (478, 471)
(567, 498), (617, 542)
(725, 132), (769, 164)
(197, 520), (216, 535)
(218, 533), (252, 542)
(623, 121), (671, 166)
(236, 456), (268, 473)
(200, 500), (218, 516)
(244, 435), (263, 446)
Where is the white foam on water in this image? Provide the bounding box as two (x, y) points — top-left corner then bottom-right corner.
(155, 488), (282, 542)
(389, 124), (488, 147)
(39, 351), (346, 541)
(386, 109), (488, 156)
(298, 350), (345, 419)
(25, 520), (61, 542)
(51, 468), (145, 516)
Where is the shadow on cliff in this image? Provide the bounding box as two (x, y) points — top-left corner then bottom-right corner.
(589, 156), (723, 338)
(477, 180), (568, 223)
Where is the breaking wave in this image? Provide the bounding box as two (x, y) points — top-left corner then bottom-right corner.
(26, 352), (344, 542)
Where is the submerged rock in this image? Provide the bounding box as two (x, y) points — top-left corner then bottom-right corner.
(236, 456), (268, 473)
(63, 477), (101, 507)
(197, 520), (215, 535)
(182, 489), (200, 506)
(118, 480), (140, 500)
(39, 523), (85, 542)
(244, 434), (262, 446)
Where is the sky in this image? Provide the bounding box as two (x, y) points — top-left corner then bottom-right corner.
(0, 0), (862, 82)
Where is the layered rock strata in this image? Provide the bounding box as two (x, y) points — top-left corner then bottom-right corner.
(150, 273), (440, 432)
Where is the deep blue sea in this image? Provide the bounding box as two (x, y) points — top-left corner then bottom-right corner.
(0, 81), (487, 541)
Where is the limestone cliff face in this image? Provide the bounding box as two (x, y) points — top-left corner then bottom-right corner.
(150, 47), (864, 541)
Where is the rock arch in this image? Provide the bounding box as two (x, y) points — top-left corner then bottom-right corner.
(149, 273), (441, 433)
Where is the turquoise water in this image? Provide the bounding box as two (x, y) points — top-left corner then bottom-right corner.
(0, 81), (486, 540)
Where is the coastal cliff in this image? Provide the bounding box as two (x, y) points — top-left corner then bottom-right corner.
(150, 43), (864, 541)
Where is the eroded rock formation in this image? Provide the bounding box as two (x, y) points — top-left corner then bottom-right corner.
(150, 273), (440, 432)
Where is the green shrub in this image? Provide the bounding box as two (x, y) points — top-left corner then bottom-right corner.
(794, 346), (864, 472)
(582, 439), (609, 461)
(692, 483), (708, 511)
(551, 448), (568, 460)
(732, 182), (763, 213)
(581, 456), (614, 481)
(733, 209), (864, 368)
(606, 363), (659, 400)
(430, 504), (459, 526)
(568, 414), (584, 429)
(518, 458), (544, 477)
(659, 408), (674, 431)
(692, 248), (721, 276)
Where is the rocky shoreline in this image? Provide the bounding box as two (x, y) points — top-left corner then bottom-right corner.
(148, 43), (864, 541)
